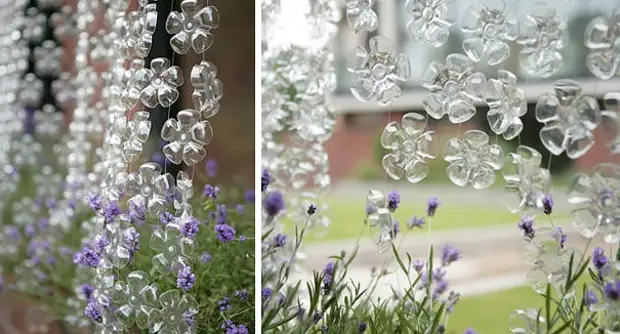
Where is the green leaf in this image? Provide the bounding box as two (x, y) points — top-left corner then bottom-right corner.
(545, 283), (552, 332)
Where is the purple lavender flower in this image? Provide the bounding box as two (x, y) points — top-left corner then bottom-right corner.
(412, 260), (425, 273)
(93, 235), (110, 254)
(427, 196), (439, 217)
(103, 201), (121, 224)
(123, 227), (140, 253)
(224, 322), (249, 334)
(261, 169), (271, 192)
(390, 220), (400, 238)
(160, 212), (175, 225)
(59, 246), (72, 257)
(307, 204), (317, 215)
(264, 191), (284, 217)
(77, 247), (101, 268)
(177, 266), (196, 292)
(24, 224), (36, 238)
(441, 244), (461, 266)
(518, 216), (535, 239)
(215, 224), (236, 242)
(261, 287), (273, 301)
(585, 290), (598, 307)
(129, 201), (147, 225)
(464, 329), (477, 334)
(358, 322), (367, 333)
(433, 280), (449, 298)
(555, 226), (566, 249)
(6, 226), (20, 241)
(81, 284), (94, 301)
(206, 158), (217, 178)
(87, 193), (102, 212)
(272, 234), (287, 248)
(216, 204), (227, 224)
(542, 194), (553, 215)
(605, 280), (620, 300)
(84, 301), (102, 323)
(38, 218), (49, 232)
(183, 312), (195, 329)
(46, 198), (56, 209)
(323, 262), (335, 290)
(387, 190), (400, 212)
(593, 247), (608, 270)
(313, 312), (323, 323)
(235, 289), (249, 301)
(446, 290), (460, 313)
(236, 204), (244, 214)
(203, 184), (220, 199)
(244, 189), (255, 204)
(218, 297), (232, 311)
(200, 252), (212, 263)
(407, 216), (425, 229)
(239, 235), (247, 242)
(181, 216), (200, 239)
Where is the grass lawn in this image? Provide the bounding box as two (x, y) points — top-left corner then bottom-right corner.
(291, 198), (570, 242)
(448, 285), (538, 333)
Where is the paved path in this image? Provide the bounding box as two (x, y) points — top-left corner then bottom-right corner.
(293, 222), (609, 300)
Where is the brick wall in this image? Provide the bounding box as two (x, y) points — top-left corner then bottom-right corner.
(325, 112), (613, 181)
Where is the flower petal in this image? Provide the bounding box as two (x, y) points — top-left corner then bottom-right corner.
(423, 92), (445, 119)
(191, 28), (214, 53)
(405, 159), (429, 183)
(539, 124), (566, 155)
(149, 228), (167, 252)
(380, 121), (403, 150)
(446, 161), (470, 187)
(463, 130), (489, 150)
(535, 93), (560, 123)
(462, 38), (484, 63)
(165, 12), (184, 35)
(159, 289), (181, 309)
(471, 167), (496, 189)
(382, 153), (405, 180)
(566, 132), (595, 159)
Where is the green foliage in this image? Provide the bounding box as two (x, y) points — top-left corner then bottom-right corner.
(0, 170), (255, 333)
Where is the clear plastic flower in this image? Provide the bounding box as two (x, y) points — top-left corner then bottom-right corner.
(517, 2), (567, 78)
(601, 92), (620, 155)
(380, 112), (438, 183)
(460, 0), (518, 66)
(13, 197), (38, 226)
(13, 134), (42, 167)
(33, 40), (63, 77)
(23, 7), (46, 43)
(486, 70), (527, 140)
(172, 171), (193, 213)
(190, 60), (223, 119)
(443, 130), (504, 189)
(124, 163), (175, 217)
(522, 226), (581, 294)
(120, 59), (146, 110)
(150, 227), (196, 275)
(161, 109), (213, 166)
(34, 104), (63, 136)
(508, 309), (545, 334)
(288, 98), (335, 143)
(366, 189), (395, 253)
(502, 146), (552, 214)
(33, 165), (63, 199)
(348, 36), (410, 106)
(569, 163), (620, 243)
(585, 9), (620, 80)
(117, 4), (158, 59)
(90, 29), (114, 63)
(536, 79), (601, 159)
(345, 0), (378, 33)
(148, 290), (198, 334)
(111, 271), (159, 330)
(404, 0), (456, 47)
(20, 73), (44, 107)
(165, 0), (220, 54)
(421, 53), (487, 123)
(109, 111), (151, 162)
(134, 57), (184, 108)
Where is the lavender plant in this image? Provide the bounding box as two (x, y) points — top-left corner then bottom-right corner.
(0, 160), (255, 334)
(261, 170), (467, 333)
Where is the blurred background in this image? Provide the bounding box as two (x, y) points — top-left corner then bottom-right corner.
(295, 0), (620, 332)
